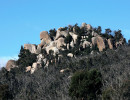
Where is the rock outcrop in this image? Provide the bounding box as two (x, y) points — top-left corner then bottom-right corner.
(24, 44), (37, 53)
(55, 29), (68, 40)
(45, 41), (59, 55)
(40, 31), (52, 45)
(6, 22), (126, 74)
(81, 23), (92, 31)
(92, 36), (105, 51)
(6, 60), (16, 71)
(69, 32), (78, 44)
(55, 37), (66, 50)
(67, 53), (73, 57)
(108, 39), (113, 49)
(82, 41), (91, 48)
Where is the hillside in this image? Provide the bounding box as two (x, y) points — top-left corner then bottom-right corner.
(0, 23), (130, 100)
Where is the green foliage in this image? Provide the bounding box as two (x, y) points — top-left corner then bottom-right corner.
(73, 24), (85, 36)
(0, 84), (12, 100)
(60, 27), (68, 31)
(105, 28), (112, 34)
(121, 79), (130, 99)
(68, 25), (73, 32)
(86, 34), (92, 42)
(16, 46), (37, 70)
(114, 30), (123, 42)
(64, 34), (72, 45)
(49, 28), (56, 40)
(97, 26), (102, 34)
(93, 26), (102, 35)
(69, 69), (102, 100)
(102, 87), (114, 100)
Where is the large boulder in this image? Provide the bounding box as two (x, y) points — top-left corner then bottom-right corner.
(92, 31), (98, 37)
(97, 36), (105, 51)
(24, 44), (37, 53)
(92, 37), (97, 45)
(81, 23), (92, 31)
(31, 62), (41, 74)
(45, 41), (59, 55)
(40, 31), (52, 45)
(92, 36), (105, 51)
(31, 63), (37, 74)
(67, 53), (73, 57)
(55, 37), (66, 50)
(82, 41), (91, 48)
(81, 23), (87, 27)
(6, 60), (16, 71)
(108, 39), (113, 49)
(26, 66), (31, 72)
(39, 39), (46, 47)
(55, 28), (68, 40)
(37, 54), (43, 64)
(86, 24), (92, 31)
(36, 44), (41, 54)
(70, 40), (74, 48)
(69, 32), (78, 44)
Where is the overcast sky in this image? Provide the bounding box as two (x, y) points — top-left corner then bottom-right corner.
(0, 0), (130, 67)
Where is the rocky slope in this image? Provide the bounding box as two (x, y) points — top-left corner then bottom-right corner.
(0, 23), (129, 100)
(5, 23), (126, 73)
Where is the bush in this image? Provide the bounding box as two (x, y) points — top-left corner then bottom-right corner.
(69, 69), (102, 100)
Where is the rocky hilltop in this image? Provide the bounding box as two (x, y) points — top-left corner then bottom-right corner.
(1, 23), (129, 100)
(6, 23), (126, 73)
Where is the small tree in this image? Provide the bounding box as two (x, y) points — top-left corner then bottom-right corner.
(105, 28), (112, 35)
(64, 34), (72, 48)
(16, 46), (37, 71)
(69, 69), (102, 100)
(114, 30), (123, 42)
(97, 26), (102, 34)
(49, 28), (56, 40)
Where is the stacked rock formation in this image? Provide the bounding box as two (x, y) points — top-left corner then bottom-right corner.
(6, 22), (126, 73)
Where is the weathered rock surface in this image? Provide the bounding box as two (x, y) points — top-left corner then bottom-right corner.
(67, 53), (73, 57)
(92, 36), (105, 51)
(55, 37), (66, 50)
(6, 60), (16, 71)
(69, 32), (78, 44)
(40, 31), (52, 45)
(26, 66), (31, 72)
(92, 31), (98, 37)
(45, 41), (59, 55)
(81, 23), (92, 31)
(82, 41), (91, 48)
(36, 45), (41, 54)
(55, 29), (68, 40)
(60, 68), (70, 73)
(108, 39), (113, 49)
(24, 44), (37, 53)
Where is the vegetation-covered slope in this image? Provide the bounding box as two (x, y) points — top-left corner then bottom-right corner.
(0, 23), (130, 100)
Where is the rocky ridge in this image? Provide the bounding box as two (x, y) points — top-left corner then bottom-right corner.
(5, 23), (126, 73)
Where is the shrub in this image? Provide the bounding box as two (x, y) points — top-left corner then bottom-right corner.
(69, 69), (102, 100)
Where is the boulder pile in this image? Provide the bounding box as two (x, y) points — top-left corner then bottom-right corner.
(6, 23), (126, 73)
